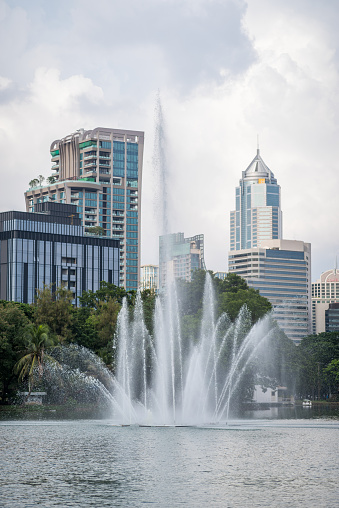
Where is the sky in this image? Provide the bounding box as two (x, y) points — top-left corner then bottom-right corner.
(0, 0), (338, 281)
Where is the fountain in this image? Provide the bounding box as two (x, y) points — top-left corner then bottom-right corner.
(112, 273), (277, 425)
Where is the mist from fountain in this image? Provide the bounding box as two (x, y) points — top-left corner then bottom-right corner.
(113, 273), (276, 425)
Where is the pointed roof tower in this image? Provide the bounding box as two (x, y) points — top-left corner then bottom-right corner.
(242, 146), (276, 182)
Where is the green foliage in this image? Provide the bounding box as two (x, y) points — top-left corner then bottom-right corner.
(296, 332), (339, 399)
(78, 281), (135, 309)
(140, 289), (157, 335)
(87, 226), (105, 236)
(0, 302), (29, 403)
(219, 288), (272, 324)
(35, 284), (74, 342)
(14, 324), (56, 397)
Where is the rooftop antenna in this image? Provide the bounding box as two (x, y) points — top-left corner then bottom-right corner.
(257, 134), (260, 155)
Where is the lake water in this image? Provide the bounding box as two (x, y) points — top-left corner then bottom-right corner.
(1, 414), (338, 507)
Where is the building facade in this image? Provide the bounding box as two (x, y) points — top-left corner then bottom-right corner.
(229, 239), (311, 343)
(230, 148), (282, 251)
(140, 264), (159, 292)
(325, 303), (339, 332)
(24, 127), (144, 291)
(0, 202), (119, 304)
(159, 233), (206, 288)
(312, 269), (339, 334)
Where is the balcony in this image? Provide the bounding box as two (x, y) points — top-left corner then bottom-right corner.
(84, 162), (97, 168)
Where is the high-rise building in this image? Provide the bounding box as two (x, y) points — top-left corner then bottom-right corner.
(159, 233), (206, 289)
(229, 239), (311, 343)
(325, 303), (339, 332)
(140, 264), (159, 292)
(230, 148), (282, 251)
(0, 202), (120, 304)
(24, 127), (144, 291)
(312, 269), (339, 333)
(228, 149), (311, 343)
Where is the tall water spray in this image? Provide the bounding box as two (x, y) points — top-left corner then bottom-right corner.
(153, 91), (169, 237)
(113, 273), (276, 425)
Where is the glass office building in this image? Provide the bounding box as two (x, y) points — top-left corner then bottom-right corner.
(0, 202), (119, 304)
(229, 239), (311, 343)
(230, 148), (282, 251)
(24, 127), (144, 291)
(159, 233), (206, 289)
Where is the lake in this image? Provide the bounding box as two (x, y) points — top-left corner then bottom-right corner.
(1, 411), (338, 507)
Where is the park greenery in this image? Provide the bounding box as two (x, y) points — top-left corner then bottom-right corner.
(0, 270), (338, 406)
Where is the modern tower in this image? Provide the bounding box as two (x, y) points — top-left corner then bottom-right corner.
(159, 233), (206, 289)
(0, 202), (119, 304)
(24, 127), (144, 291)
(230, 148), (282, 251)
(228, 148), (311, 343)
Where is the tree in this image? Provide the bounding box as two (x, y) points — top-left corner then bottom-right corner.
(0, 303), (29, 403)
(296, 332), (339, 399)
(87, 226), (105, 236)
(28, 178), (39, 188)
(219, 287), (272, 324)
(35, 284), (74, 341)
(38, 174), (45, 186)
(14, 324), (55, 398)
(46, 176), (56, 184)
(78, 281), (135, 309)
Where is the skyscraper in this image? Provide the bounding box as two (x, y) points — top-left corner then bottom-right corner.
(230, 148), (282, 251)
(24, 127), (144, 291)
(228, 149), (311, 343)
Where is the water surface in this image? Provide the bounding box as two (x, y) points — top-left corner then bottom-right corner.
(1, 419), (338, 507)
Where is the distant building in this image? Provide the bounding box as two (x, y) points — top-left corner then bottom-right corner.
(0, 202), (119, 304)
(159, 233), (206, 288)
(140, 264), (159, 292)
(325, 303), (339, 332)
(228, 147), (311, 343)
(230, 148), (282, 251)
(229, 239), (311, 344)
(312, 269), (339, 334)
(24, 127), (144, 291)
(214, 272), (228, 280)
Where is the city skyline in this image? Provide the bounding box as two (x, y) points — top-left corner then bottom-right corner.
(0, 1), (338, 281)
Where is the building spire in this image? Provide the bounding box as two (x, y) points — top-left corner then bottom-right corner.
(257, 134), (260, 155)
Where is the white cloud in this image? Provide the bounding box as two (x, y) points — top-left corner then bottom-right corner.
(0, 0), (338, 281)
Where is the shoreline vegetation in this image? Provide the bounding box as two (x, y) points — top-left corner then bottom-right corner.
(1, 271), (339, 409)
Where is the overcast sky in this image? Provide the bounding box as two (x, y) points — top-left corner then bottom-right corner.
(0, 0), (338, 281)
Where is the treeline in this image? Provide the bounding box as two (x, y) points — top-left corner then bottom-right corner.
(0, 270), (338, 404)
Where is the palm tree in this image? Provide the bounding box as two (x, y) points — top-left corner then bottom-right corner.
(14, 324), (55, 400)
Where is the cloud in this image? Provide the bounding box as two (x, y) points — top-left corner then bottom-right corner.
(0, 0), (338, 282)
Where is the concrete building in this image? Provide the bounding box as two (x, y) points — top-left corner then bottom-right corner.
(0, 202), (119, 304)
(140, 264), (159, 292)
(159, 233), (206, 289)
(312, 269), (339, 334)
(229, 239), (311, 344)
(24, 127), (144, 291)
(230, 148), (282, 251)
